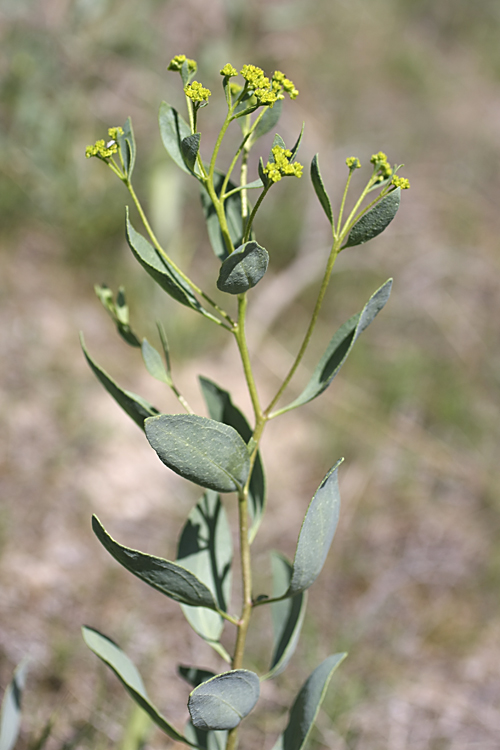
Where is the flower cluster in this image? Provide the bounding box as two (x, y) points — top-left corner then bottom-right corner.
(264, 146), (303, 183)
(370, 151), (393, 180)
(346, 156), (361, 170)
(237, 64), (298, 107)
(220, 63), (238, 77)
(184, 81), (211, 104)
(85, 127), (123, 160)
(168, 54), (197, 75)
(391, 175), (410, 189)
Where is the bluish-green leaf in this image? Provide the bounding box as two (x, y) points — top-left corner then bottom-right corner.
(250, 99), (283, 143)
(159, 102), (193, 174)
(184, 721), (227, 750)
(310, 154), (333, 225)
(287, 460), (342, 595)
(181, 133), (201, 175)
(82, 627), (193, 746)
(92, 516), (218, 610)
(199, 377), (266, 542)
(145, 414), (250, 493)
(344, 188), (401, 248)
(81, 334), (159, 429)
(116, 117), (136, 179)
(280, 280), (393, 413)
(217, 241), (269, 295)
(272, 654), (347, 750)
(0, 661), (28, 750)
(290, 123), (305, 161)
(142, 339), (170, 384)
(263, 553), (307, 679)
(200, 172), (245, 261)
(177, 491), (232, 651)
(188, 671), (260, 731)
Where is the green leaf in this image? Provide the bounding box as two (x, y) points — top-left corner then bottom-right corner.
(116, 117), (136, 179)
(0, 661), (28, 750)
(177, 491), (233, 648)
(145, 414), (250, 493)
(142, 339), (170, 384)
(94, 285), (141, 347)
(200, 172), (245, 261)
(270, 133), (286, 157)
(263, 553), (307, 679)
(216, 241), (269, 295)
(281, 280), (393, 412)
(159, 102), (193, 174)
(188, 670), (260, 731)
(287, 460), (343, 596)
(184, 721), (227, 750)
(92, 516), (218, 610)
(80, 334), (159, 429)
(344, 188), (401, 248)
(199, 377), (266, 542)
(250, 99), (283, 143)
(179, 666), (216, 689)
(82, 627), (194, 746)
(310, 155), (333, 225)
(272, 654), (347, 750)
(290, 123), (305, 161)
(181, 133), (201, 175)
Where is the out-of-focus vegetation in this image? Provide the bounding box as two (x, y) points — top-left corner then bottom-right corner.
(1, 1), (500, 748)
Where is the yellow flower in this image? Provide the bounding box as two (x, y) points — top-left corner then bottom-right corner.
(85, 139), (118, 160)
(346, 156), (361, 170)
(392, 175), (410, 189)
(264, 146), (303, 182)
(370, 151), (392, 178)
(168, 55), (197, 75)
(220, 63), (238, 77)
(184, 81), (211, 103)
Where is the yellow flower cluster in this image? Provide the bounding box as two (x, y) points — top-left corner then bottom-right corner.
(168, 54), (197, 74)
(107, 126), (124, 141)
(370, 151), (393, 179)
(346, 156), (361, 170)
(272, 71), (299, 100)
(237, 64), (298, 107)
(184, 81), (211, 103)
(220, 63), (238, 77)
(264, 146), (303, 183)
(392, 175), (410, 189)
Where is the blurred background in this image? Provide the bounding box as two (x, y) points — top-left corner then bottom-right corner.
(1, 0), (500, 748)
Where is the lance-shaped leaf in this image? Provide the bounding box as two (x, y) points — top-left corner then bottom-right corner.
(145, 414), (250, 493)
(92, 516), (218, 610)
(217, 241), (269, 295)
(125, 209), (212, 320)
(344, 188), (401, 248)
(188, 670), (260, 731)
(280, 280), (392, 413)
(159, 102), (194, 174)
(116, 117), (136, 179)
(310, 154), (333, 225)
(272, 654), (347, 750)
(82, 627), (194, 746)
(142, 339), (170, 384)
(199, 377), (266, 542)
(262, 553), (307, 680)
(0, 661), (28, 750)
(80, 334), (159, 429)
(181, 133), (201, 175)
(177, 492), (232, 652)
(287, 460), (342, 596)
(200, 172), (245, 261)
(184, 721), (227, 750)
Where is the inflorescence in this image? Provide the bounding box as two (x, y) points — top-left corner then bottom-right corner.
(264, 146), (303, 183)
(85, 127), (123, 161)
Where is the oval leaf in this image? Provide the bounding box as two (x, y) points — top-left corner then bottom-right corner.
(145, 414), (250, 493)
(92, 516), (218, 609)
(344, 188), (401, 248)
(159, 102), (193, 174)
(272, 654), (347, 750)
(188, 670), (260, 731)
(288, 459), (343, 596)
(177, 491), (232, 653)
(0, 662), (28, 750)
(217, 241), (269, 295)
(310, 154), (333, 225)
(280, 279), (392, 414)
(199, 377), (266, 542)
(81, 334), (159, 429)
(82, 627), (193, 746)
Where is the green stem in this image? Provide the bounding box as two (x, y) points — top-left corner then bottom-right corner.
(220, 109), (267, 201)
(234, 294), (262, 422)
(243, 184), (271, 243)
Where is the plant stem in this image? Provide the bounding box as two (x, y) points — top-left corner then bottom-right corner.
(234, 294), (262, 423)
(243, 184), (271, 243)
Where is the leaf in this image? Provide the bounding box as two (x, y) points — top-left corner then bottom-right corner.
(159, 102), (194, 174)
(80, 334), (159, 429)
(125, 208), (206, 314)
(270, 133), (286, 157)
(272, 654), (347, 750)
(199, 377), (266, 542)
(94, 285), (141, 347)
(263, 553), (307, 679)
(217, 241), (269, 295)
(290, 123), (305, 160)
(181, 133), (201, 174)
(281, 280), (393, 413)
(287, 460), (343, 596)
(92, 516), (218, 610)
(184, 721), (227, 750)
(177, 491), (232, 648)
(145, 414), (250, 493)
(310, 154), (333, 225)
(200, 172), (245, 261)
(188, 670), (260, 731)
(82, 627), (194, 746)
(179, 666), (216, 689)
(250, 99), (283, 143)
(116, 117), (136, 179)
(344, 188), (401, 248)
(0, 661), (28, 750)
(142, 339), (170, 384)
